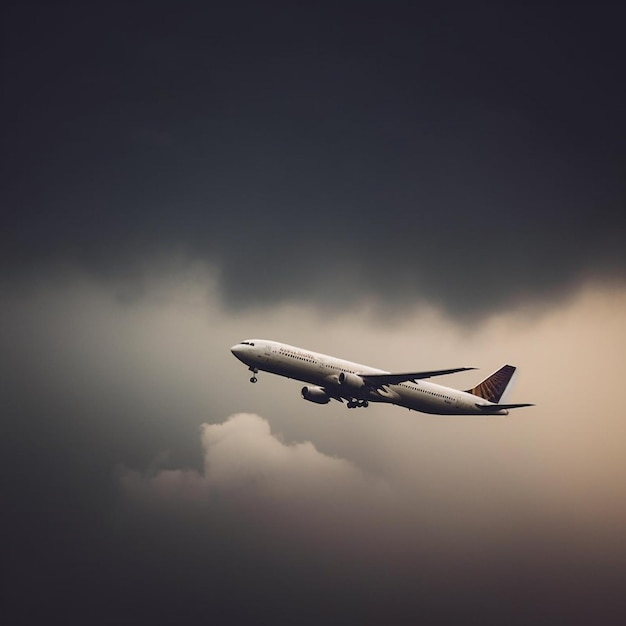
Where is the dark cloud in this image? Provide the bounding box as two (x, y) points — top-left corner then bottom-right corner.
(2, 3), (625, 318)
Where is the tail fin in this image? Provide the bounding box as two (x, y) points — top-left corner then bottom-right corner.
(465, 364), (516, 403)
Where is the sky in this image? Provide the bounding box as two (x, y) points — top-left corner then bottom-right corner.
(2, 3), (626, 625)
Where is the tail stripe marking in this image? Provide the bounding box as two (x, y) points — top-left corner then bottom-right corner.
(466, 365), (516, 403)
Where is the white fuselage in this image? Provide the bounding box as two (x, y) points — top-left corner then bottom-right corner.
(231, 339), (509, 415)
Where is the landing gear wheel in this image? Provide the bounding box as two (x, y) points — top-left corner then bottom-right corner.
(348, 400), (369, 408)
(248, 366), (258, 383)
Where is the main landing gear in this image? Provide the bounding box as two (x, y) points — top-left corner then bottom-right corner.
(249, 366), (258, 383)
(347, 400), (369, 409)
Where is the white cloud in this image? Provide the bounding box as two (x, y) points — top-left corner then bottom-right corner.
(200, 413), (364, 492)
(122, 412), (371, 499)
(120, 412), (391, 549)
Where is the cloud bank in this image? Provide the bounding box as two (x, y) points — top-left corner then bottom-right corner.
(2, 276), (626, 625)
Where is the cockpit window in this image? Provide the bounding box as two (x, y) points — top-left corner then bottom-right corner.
(241, 341), (255, 346)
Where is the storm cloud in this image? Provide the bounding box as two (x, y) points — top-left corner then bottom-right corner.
(3, 3), (625, 318)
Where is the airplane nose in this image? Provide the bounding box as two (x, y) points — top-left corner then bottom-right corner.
(231, 344), (246, 361)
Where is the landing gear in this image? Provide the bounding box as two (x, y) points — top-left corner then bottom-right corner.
(248, 366), (258, 383)
(347, 399), (369, 409)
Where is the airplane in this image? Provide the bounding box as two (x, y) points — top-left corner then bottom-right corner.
(231, 339), (533, 416)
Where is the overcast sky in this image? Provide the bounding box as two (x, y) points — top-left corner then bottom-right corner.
(2, 3), (626, 625)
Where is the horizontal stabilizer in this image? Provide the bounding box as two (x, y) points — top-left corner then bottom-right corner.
(476, 403), (535, 411)
(363, 367), (476, 386)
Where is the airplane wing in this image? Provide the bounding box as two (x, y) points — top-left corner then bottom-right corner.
(362, 367), (476, 386)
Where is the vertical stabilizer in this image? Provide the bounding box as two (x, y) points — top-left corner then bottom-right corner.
(465, 365), (516, 403)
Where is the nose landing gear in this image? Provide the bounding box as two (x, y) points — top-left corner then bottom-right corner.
(249, 366), (258, 383)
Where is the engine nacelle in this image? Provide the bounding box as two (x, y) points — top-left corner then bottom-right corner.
(301, 386), (331, 405)
(338, 371), (366, 391)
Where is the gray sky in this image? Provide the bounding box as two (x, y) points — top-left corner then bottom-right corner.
(2, 2), (626, 625)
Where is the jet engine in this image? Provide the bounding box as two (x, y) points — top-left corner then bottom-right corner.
(338, 371), (366, 391)
(301, 386), (331, 404)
